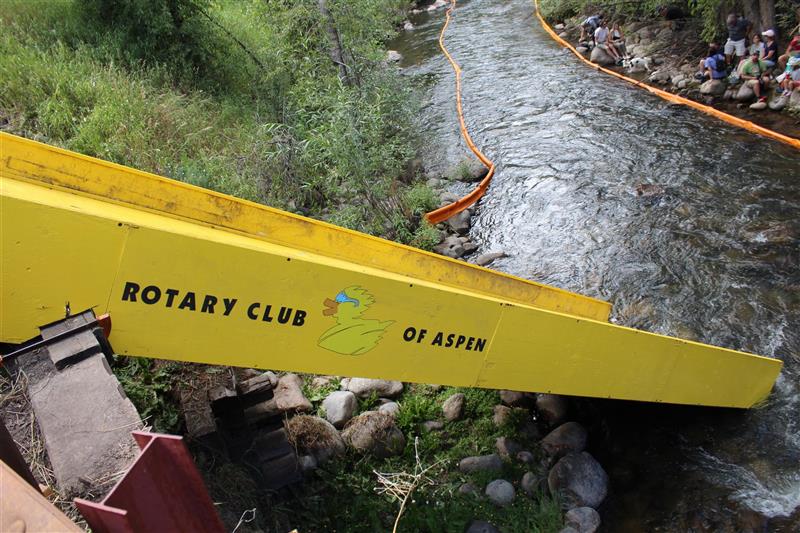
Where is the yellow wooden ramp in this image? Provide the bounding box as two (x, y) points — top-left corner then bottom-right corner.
(0, 133), (782, 408)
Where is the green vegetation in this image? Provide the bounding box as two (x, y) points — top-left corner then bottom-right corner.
(115, 357), (181, 432)
(280, 382), (563, 533)
(0, 0), (439, 247)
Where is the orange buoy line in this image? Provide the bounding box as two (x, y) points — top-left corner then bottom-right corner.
(532, 0), (800, 150)
(424, 0), (496, 225)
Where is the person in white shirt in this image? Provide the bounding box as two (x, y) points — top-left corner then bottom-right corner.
(594, 20), (623, 63)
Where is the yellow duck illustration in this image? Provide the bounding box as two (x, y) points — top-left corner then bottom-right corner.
(318, 286), (393, 355)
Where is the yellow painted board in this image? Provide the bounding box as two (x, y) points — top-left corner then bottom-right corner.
(0, 132), (610, 322)
(0, 176), (782, 407)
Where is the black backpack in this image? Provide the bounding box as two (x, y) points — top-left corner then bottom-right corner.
(712, 54), (727, 73)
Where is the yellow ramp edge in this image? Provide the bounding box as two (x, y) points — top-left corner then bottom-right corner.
(1, 161), (782, 408)
(0, 132), (609, 322)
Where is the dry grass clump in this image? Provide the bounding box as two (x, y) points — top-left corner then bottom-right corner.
(285, 415), (340, 454)
(342, 411), (395, 435)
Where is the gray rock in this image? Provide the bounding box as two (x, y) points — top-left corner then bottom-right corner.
(426, 177), (444, 188)
(541, 422), (588, 458)
(341, 377), (403, 398)
(475, 252), (507, 267)
(493, 404), (512, 426)
(447, 158), (487, 182)
(322, 390), (357, 428)
(517, 450), (535, 464)
(447, 210), (471, 235)
(440, 191), (460, 204)
(521, 471), (541, 496)
(790, 89), (800, 110)
(554, 23), (565, 30)
(769, 93), (789, 111)
(677, 79), (688, 89)
(386, 50), (402, 62)
(311, 375), (334, 388)
(275, 373), (312, 414)
(462, 241), (479, 254)
(298, 454), (318, 473)
(590, 46), (615, 66)
(749, 100), (767, 110)
(576, 46), (589, 54)
(536, 394), (568, 426)
(403, 21), (414, 31)
(548, 452), (609, 509)
(499, 390), (528, 406)
(422, 420), (444, 432)
(648, 69), (671, 84)
(736, 83), (755, 101)
(434, 235), (465, 259)
(341, 411), (406, 458)
(495, 436), (523, 458)
(485, 479), (515, 507)
(565, 507), (602, 533)
(459, 454), (503, 474)
(465, 521), (501, 533)
(459, 482), (480, 497)
(378, 401), (400, 418)
(700, 79), (726, 96)
(442, 393), (465, 421)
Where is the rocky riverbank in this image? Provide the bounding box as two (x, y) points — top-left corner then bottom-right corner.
(549, 17), (800, 139)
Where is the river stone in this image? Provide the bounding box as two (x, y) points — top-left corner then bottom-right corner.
(322, 390), (357, 428)
(448, 157), (487, 182)
(521, 471), (541, 496)
(459, 454), (503, 474)
(677, 79), (689, 89)
(378, 401), (399, 418)
(310, 375), (334, 388)
(565, 507), (601, 533)
(298, 454), (318, 473)
(670, 73), (686, 86)
(459, 482), (481, 498)
(749, 100), (767, 110)
(462, 241), (478, 254)
(541, 422), (588, 458)
(736, 83), (755, 101)
(590, 46), (615, 66)
(422, 420), (444, 432)
(386, 50), (402, 62)
(548, 452), (609, 509)
(576, 45), (589, 54)
(285, 415), (345, 464)
(554, 23), (565, 30)
(769, 94), (789, 111)
(499, 389), (528, 406)
(790, 90), (800, 110)
(465, 521), (501, 533)
(495, 436), (523, 458)
(275, 373), (312, 414)
(341, 411), (405, 458)
(476, 252), (507, 267)
(485, 480), (515, 507)
(536, 394), (568, 426)
(517, 450), (535, 465)
(403, 21), (414, 31)
(434, 235), (465, 258)
(648, 69), (671, 84)
(700, 79), (726, 96)
(341, 377), (403, 398)
(447, 210), (471, 235)
(442, 393), (465, 421)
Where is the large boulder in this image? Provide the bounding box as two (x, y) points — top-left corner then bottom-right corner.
(499, 390), (528, 407)
(341, 411), (405, 458)
(541, 422), (588, 458)
(341, 377), (403, 398)
(485, 479), (515, 507)
(521, 471), (542, 496)
(590, 46), (616, 66)
(548, 452), (609, 509)
(433, 235), (465, 259)
(536, 394), (568, 426)
(442, 393), (465, 421)
(459, 454), (503, 474)
(736, 83), (756, 101)
(700, 79), (726, 96)
(285, 415), (345, 464)
(322, 390), (357, 428)
(447, 210), (471, 235)
(565, 507), (602, 533)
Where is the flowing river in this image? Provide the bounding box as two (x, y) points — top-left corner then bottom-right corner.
(390, 1), (800, 530)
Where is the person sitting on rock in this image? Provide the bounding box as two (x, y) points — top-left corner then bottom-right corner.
(695, 44), (727, 81)
(777, 32), (800, 71)
(761, 29), (779, 69)
(724, 13), (751, 66)
(776, 56), (800, 98)
(738, 50), (770, 103)
(580, 13), (604, 45)
(611, 22), (628, 58)
(594, 20), (623, 64)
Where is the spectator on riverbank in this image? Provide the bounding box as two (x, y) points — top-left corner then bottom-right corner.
(594, 19), (623, 64)
(724, 13), (751, 66)
(695, 44), (727, 81)
(761, 29), (779, 68)
(777, 32), (800, 71)
(738, 50), (771, 103)
(749, 33), (765, 58)
(580, 13), (603, 44)
(776, 58), (800, 97)
(611, 22), (627, 58)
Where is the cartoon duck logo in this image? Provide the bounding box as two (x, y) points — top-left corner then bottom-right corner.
(318, 286), (393, 355)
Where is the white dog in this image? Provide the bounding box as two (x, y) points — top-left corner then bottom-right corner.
(623, 57), (653, 73)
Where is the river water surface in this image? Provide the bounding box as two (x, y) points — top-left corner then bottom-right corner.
(391, 1), (800, 530)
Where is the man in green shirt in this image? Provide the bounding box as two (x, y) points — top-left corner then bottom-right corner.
(738, 50), (770, 102)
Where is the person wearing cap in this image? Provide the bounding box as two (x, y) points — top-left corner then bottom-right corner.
(738, 50), (770, 103)
(777, 32), (800, 71)
(761, 29), (778, 68)
(580, 13), (604, 44)
(724, 13), (751, 66)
